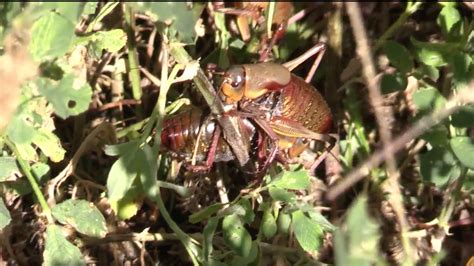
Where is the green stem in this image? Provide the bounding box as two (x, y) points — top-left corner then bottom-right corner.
(373, 1), (422, 52)
(5, 137), (53, 222)
(125, 5), (143, 102)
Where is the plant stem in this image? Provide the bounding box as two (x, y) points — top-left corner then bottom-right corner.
(373, 1), (422, 52)
(5, 137), (53, 223)
(124, 5), (143, 102)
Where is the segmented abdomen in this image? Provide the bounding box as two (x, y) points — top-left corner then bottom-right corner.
(161, 106), (234, 162)
(278, 75), (333, 133)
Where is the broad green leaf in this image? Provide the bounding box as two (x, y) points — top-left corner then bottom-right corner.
(31, 2), (83, 22)
(292, 210), (323, 252)
(452, 105), (474, 128)
(420, 147), (461, 187)
(76, 29), (127, 58)
(37, 74), (93, 119)
(383, 41), (413, 73)
(222, 214), (252, 257)
(334, 195), (383, 266)
(269, 168), (310, 190)
(82, 2), (97, 16)
(237, 198), (255, 224)
(31, 128), (65, 162)
(417, 64), (439, 82)
(52, 199), (107, 238)
(417, 48), (446, 67)
(110, 177), (144, 220)
(104, 140), (140, 156)
(268, 187), (296, 203)
(0, 198), (11, 229)
(380, 72), (407, 94)
(261, 208), (277, 239)
(43, 224), (85, 266)
(106, 146), (140, 201)
(437, 5), (461, 36)
(230, 241), (259, 266)
(203, 217), (219, 262)
(28, 11), (75, 62)
(412, 86), (447, 113)
(0, 157), (20, 182)
(451, 137), (474, 170)
(189, 203), (225, 224)
(307, 211), (336, 232)
(451, 52), (472, 85)
(137, 144), (159, 199)
(277, 211), (292, 235)
(133, 2), (205, 44)
(420, 125), (449, 147)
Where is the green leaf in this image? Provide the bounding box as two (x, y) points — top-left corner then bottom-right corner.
(451, 52), (472, 85)
(268, 187), (296, 203)
(269, 168), (310, 190)
(28, 11), (75, 62)
(31, 128), (65, 163)
(420, 125), (449, 147)
(383, 41), (414, 73)
(106, 144), (140, 201)
(203, 217), (219, 262)
(451, 137), (474, 170)
(334, 195), (383, 266)
(43, 224), (85, 266)
(261, 208), (277, 239)
(0, 157), (20, 182)
(0, 198), (11, 230)
(292, 210), (323, 252)
(133, 2), (205, 44)
(52, 199), (107, 238)
(420, 147), (461, 187)
(222, 214), (253, 257)
(437, 5), (461, 36)
(189, 203), (225, 224)
(138, 144), (159, 199)
(37, 74), (93, 119)
(417, 64), (440, 82)
(307, 211), (336, 232)
(76, 29), (127, 58)
(277, 211), (292, 235)
(380, 72), (407, 94)
(452, 105), (474, 128)
(416, 48), (446, 67)
(238, 199), (255, 224)
(412, 86), (447, 113)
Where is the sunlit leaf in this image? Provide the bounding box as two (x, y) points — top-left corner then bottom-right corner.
(0, 157), (20, 182)
(437, 5), (461, 36)
(52, 199), (107, 238)
(43, 224), (85, 266)
(222, 214), (252, 257)
(37, 74), (93, 119)
(261, 209), (277, 239)
(292, 210), (323, 252)
(269, 168), (310, 190)
(28, 11), (75, 62)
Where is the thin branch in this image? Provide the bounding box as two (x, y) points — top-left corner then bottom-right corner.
(345, 2), (412, 262)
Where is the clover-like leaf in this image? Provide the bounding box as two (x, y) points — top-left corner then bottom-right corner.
(420, 147), (461, 187)
(222, 214), (252, 257)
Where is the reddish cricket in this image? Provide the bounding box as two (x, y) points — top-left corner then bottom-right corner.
(161, 43), (335, 174)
